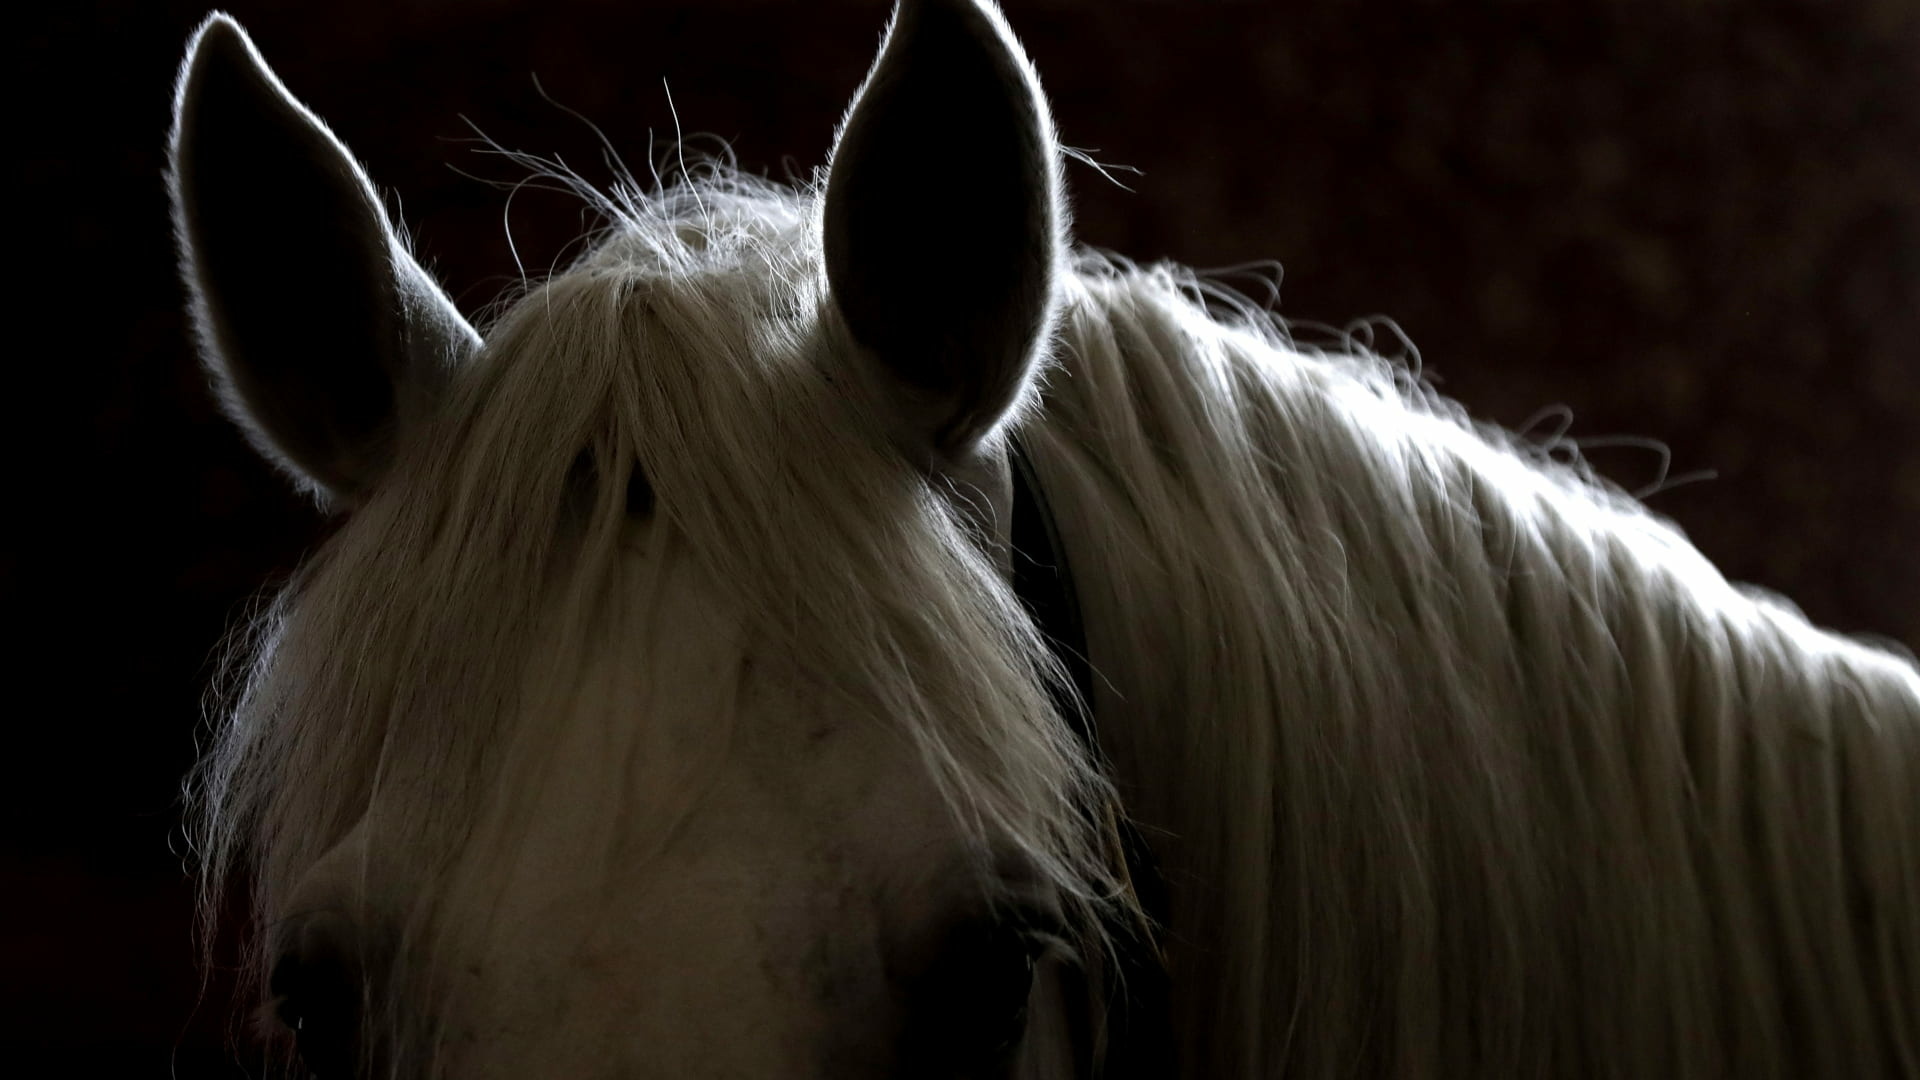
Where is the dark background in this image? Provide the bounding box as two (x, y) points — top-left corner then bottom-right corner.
(13, 0), (1916, 1071)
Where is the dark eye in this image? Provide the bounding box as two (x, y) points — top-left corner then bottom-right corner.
(625, 468), (655, 517)
(268, 920), (364, 1077)
(899, 910), (1056, 1075)
(566, 449), (654, 517)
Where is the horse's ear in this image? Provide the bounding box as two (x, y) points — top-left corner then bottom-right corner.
(823, 0), (1063, 467)
(169, 14), (479, 504)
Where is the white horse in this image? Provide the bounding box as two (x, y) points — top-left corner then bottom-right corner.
(170, 1), (1919, 1077)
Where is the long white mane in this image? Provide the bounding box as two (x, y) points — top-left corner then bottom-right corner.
(192, 161), (1920, 1076)
(1029, 254), (1920, 1075)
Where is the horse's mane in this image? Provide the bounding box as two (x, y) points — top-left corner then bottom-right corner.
(191, 164), (1919, 1076)
(1028, 254), (1920, 1076)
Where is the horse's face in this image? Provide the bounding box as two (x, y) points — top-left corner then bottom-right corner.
(174, 1), (1101, 1075)
(273, 519), (1074, 1076)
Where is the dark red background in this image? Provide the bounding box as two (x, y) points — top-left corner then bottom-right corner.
(13, 0), (1916, 1070)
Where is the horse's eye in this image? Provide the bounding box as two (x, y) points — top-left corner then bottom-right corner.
(899, 911), (1054, 1075)
(565, 450), (655, 518)
(625, 468), (655, 517)
(268, 927), (363, 1077)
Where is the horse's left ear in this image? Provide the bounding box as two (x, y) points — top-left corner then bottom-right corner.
(823, 0), (1064, 467)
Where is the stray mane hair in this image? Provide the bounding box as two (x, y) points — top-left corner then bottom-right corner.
(192, 161), (1920, 1078)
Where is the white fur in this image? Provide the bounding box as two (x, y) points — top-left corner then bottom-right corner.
(195, 171), (1920, 1076)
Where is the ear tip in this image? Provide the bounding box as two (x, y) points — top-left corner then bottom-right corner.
(183, 12), (257, 77)
(894, 0), (1004, 22)
(172, 11), (323, 184)
(175, 13), (272, 120)
(871, 0), (1052, 137)
(885, 0), (1026, 58)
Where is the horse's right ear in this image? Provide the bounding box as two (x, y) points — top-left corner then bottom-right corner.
(169, 14), (478, 504)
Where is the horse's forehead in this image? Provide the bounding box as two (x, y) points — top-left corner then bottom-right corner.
(406, 619), (969, 1076)
(286, 520), (969, 916)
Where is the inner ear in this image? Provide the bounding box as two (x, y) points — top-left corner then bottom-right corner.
(823, 0), (1065, 468)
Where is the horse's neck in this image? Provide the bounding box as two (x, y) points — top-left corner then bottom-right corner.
(1026, 287), (1920, 1078)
